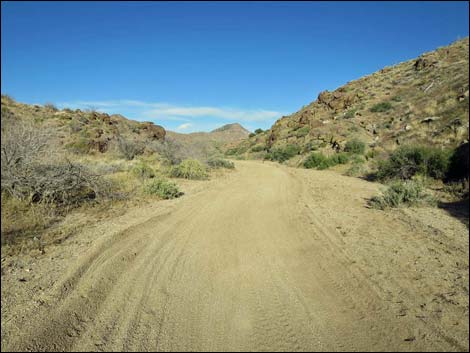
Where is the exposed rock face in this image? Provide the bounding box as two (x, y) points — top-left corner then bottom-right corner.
(141, 122), (166, 140)
(317, 90), (358, 111)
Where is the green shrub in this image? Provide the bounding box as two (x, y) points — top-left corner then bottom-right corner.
(344, 109), (357, 119)
(249, 133), (256, 138)
(251, 145), (265, 152)
(345, 163), (366, 177)
(366, 149), (378, 160)
(144, 178), (182, 199)
(329, 152), (350, 165)
(207, 157), (235, 169)
(344, 139), (366, 154)
(304, 153), (331, 169)
(226, 146), (247, 156)
(376, 145), (451, 181)
(254, 128), (264, 134)
(267, 144), (301, 162)
(171, 159), (208, 180)
(295, 126), (310, 137)
(131, 162), (155, 179)
(304, 152), (349, 170)
(369, 180), (435, 209)
(370, 102), (393, 112)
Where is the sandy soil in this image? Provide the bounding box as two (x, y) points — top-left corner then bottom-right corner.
(1, 161), (468, 351)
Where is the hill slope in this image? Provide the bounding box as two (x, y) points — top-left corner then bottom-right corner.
(167, 123), (250, 159)
(231, 38), (469, 162)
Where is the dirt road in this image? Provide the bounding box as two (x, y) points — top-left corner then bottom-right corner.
(2, 161), (468, 351)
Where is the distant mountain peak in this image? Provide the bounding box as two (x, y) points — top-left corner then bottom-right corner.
(211, 123), (249, 133)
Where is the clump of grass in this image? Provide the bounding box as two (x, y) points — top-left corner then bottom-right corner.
(303, 152), (349, 170)
(344, 139), (366, 155)
(170, 159), (208, 180)
(143, 178), (182, 199)
(376, 145), (451, 181)
(207, 157), (235, 169)
(369, 180), (436, 209)
(370, 102), (393, 112)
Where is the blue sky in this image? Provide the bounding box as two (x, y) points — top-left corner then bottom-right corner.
(1, 1), (468, 132)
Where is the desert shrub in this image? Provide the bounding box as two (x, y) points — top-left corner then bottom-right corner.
(344, 139), (366, 154)
(304, 152), (349, 170)
(254, 128), (264, 134)
(344, 109), (357, 119)
(2, 161), (113, 206)
(249, 133), (256, 138)
(345, 163), (367, 177)
(369, 180), (435, 209)
(226, 145), (248, 156)
(171, 159), (208, 180)
(131, 161), (155, 179)
(295, 126), (310, 137)
(207, 157), (234, 169)
(370, 102), (393, 112)
(329, 152), (350, 165)
(267, 144), (301, 162)
(366, 149), (379, 160)
(151, 138), (183, 166)
(117, 136), (144, 160)
(376, 145), (451, 181)
(251, 145), (265, 152)
(144, 178), (182, 199)
(44, 102), (58, 111)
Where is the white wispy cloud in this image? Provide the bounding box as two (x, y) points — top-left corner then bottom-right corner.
(176, 123), (193, 131)
(57, 100), (283, 123)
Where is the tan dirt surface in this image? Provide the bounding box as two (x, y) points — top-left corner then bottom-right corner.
(1, 161), (468, 351)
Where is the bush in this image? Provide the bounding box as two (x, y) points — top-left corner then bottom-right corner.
(207, 157), (235, 169)
(295, 126), (310, 137)
(304, 152), (349, 170)
(370, 102), (393, 112)
(44, 103), (58, 111)
(304, 153), (331, 169)
(251, 145), (265, 152)
(344, 109), (357, 119)
(329, 152), (350, 165)
(267, 144), (301, 162)
(345, 163), (366, 177)
(249, 133), (256, 138)
(344, 139), (366, 154)
(376, 145), (451, 181)
(131, 162), (155, 179)
(254, 128), (264, 134)
(116, 136), (144, 160)
(151, 138), (183, 166)
(144, 178), (181, 199)
(369, 180), (435, 209)
(171, 159), (208, 180)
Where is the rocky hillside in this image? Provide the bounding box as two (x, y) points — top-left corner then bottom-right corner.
(1, 95), (166, 157)
(232, 38), (469, 163)
(167, 123), (250, 159)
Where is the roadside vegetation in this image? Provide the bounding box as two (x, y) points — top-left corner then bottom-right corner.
(0, 98), (236, 252)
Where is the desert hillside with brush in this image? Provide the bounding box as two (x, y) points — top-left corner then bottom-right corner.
(229, 38), (469, 169)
